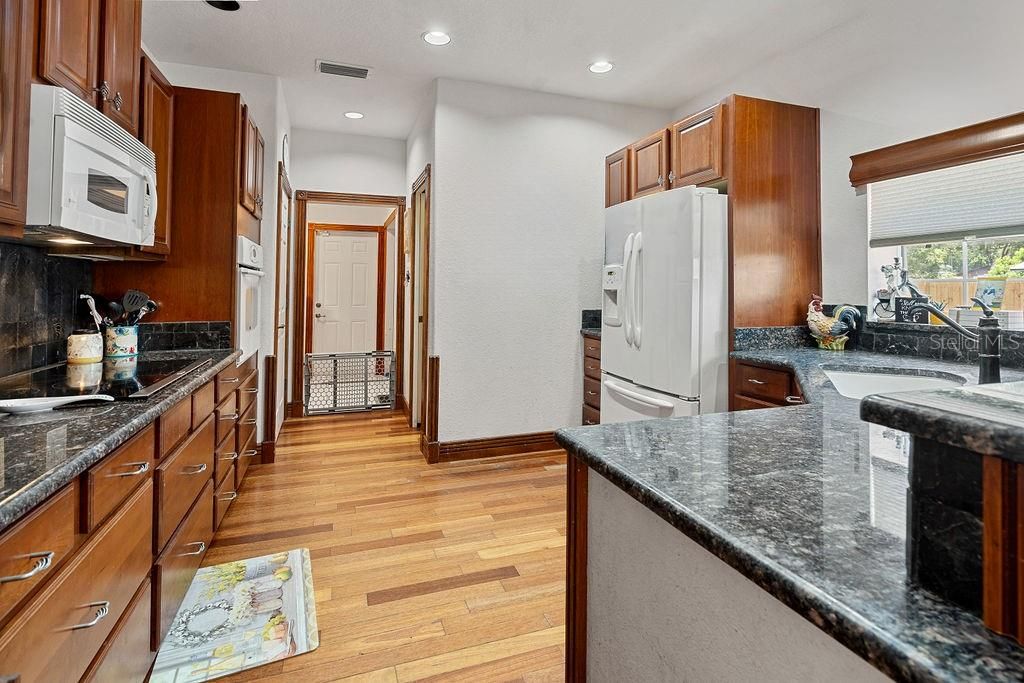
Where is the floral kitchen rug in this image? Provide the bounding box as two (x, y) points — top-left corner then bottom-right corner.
(151, 548), (319, 682)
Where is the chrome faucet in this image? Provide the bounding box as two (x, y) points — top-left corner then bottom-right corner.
(909, 297), (1001, 384)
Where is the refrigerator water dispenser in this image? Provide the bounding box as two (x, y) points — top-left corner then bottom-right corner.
(602, 264), (623, 326)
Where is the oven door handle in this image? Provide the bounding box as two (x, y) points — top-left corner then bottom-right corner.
(240, 268), (265, 277)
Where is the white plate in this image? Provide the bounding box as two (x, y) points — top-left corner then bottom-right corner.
(0, 395), (115, 414)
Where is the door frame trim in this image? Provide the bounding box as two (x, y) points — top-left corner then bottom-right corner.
(292, 191), (406, 417)
(306, 223), (388, 353)
(409, 165), (432, 434)
(267, 161), (292, 447)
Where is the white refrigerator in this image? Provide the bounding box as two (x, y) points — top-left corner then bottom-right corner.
(600, 186), (729, 423)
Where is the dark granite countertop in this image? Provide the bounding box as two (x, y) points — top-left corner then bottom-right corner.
(862, 380), (1024, 463)
(581, 327), (601, 339)
(0, 349), (239, 533)
(555, 347), (1024, 681)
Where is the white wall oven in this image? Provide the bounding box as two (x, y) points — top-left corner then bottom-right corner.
(237, 236), (264, 363)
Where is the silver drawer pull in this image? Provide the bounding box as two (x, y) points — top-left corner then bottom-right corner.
(220, 452), (239, 462)
(242, 418), (257, 425)
(244, 388), (258, 394)
(108, 461), (149, 478)
(586, 391), (598, 396)
(242, 449), (258, 458)
(183, 463), (208, 475)
(785, 395), (804, 404)
(179, 541), (206, 556)
(746, 378), (766, 385)
(220, 413), (239, 421)
(218, 492), (238, 502)
(0, 551), (55, 584)
(220, 377), (240, 384)
(70, 600), (110, 630)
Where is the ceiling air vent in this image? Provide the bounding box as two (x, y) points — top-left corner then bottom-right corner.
(315, 60), (370, 79)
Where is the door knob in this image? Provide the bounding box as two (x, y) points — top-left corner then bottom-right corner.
(315, 313), (324, 319)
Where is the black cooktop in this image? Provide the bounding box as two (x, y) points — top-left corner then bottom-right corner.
(0, 357), (211, 401)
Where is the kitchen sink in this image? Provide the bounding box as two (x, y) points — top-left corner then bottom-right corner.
(823, 368), (966, 400)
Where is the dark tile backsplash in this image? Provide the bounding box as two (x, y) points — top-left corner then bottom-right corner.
(138, 321), (231, 352)
(581, 309), (601, 329)
(0, 243), (92, 377)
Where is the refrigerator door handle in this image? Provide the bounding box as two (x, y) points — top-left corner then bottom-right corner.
(622, 233), (635, 347)
(632, 232), (643, 349)
(603, 379), (675, 409)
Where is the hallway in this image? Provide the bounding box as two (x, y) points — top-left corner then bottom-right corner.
(205, 411), (567, 682)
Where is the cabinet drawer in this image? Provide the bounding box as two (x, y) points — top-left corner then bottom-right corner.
(236, 430), (258, 489)
(735, 362), (793, 403)
(214, 468), (237, 532)
(84, 424), (154, 533)
(583, 337), (601, 360)
(583, 355), (601, 381)
(214, 429), (238, 488)
(158, 396), (192, 459)
(215, 356), (256, 403)
(0, 481), (153, 683)
(0, 484), (78, 628)
(732, 394), (781, 411)
(215, 391), (238, 447)
(153, 481), (213, 648)
(81, 579), (154, 683)
(236, 401), (257, 461)
(583, 377), (601, 409)
(191, 381), (215, 428)
(155, 416), (214, 553)
(237, 370), (258, 416)
(582, 404), (600, 426)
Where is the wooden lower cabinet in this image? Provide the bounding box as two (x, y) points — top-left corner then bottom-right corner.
(83, 423), (154, 533)
(82, 579), (154, 683)
(731, 360), (804, 411)
(581, 335), (601, 425)
(214, 468), (238, 531)
(153, 481), (214, 648)
(155, 416), (215, 552)
(236, 430), (258, 489)
(0, 481), (153, 683)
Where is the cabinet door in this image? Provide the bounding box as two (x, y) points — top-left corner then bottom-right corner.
(253, 124), (265, 219)
(0, 0), (31, 231)
(604, 147), (630, 207)
(99, 0), (142, 135)
(671, 104), (724, 188)
(239, 105), (257, 214)
(138, 55), (174, 255)
(39, 0), (102, 104)
(629, 129), (670, 198)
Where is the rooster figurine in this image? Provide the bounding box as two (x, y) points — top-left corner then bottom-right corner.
(807, 296), (861, 351)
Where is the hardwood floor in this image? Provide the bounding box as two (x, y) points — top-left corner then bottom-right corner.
(205, 410), (567, 682)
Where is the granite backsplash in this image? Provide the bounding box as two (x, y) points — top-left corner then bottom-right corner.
(0, 242), (92, 376)
(138, 321), (231, 352)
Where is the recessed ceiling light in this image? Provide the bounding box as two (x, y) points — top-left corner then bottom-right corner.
(422, 31), (452, 46)
(204, 1), (241, 11)
(344, 111), (364, 120)
(48, 237), (92, 245)
(588, 61), (614, 74)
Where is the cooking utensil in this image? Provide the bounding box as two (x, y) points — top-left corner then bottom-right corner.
(0, 395), (114, 414)
(79, 294), (103, 331)
(130, 300), (158, 325)
(107, 300), (125, 324)
(122, 289), (150, 318)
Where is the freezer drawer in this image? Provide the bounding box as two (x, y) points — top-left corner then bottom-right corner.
(600, 373), (699, 424)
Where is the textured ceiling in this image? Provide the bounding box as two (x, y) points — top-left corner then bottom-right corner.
(142, 0), (875, 139)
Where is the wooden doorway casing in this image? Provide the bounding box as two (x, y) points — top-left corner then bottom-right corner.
(306, 223), (388, 353)
(265, 162), (293, 460)
(409, 165), (433, 436)
(291, 191), (406, 417)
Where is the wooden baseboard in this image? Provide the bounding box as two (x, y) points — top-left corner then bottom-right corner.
(428, 431), (560, 464)
(261, 440), (276, 464)
(396, 394), (409, 418)
(287, 401), (304, 418)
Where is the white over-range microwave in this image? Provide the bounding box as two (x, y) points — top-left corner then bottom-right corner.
(23, 84), (157, 249)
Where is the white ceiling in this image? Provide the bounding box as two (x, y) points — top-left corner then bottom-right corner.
(142, 0), (876, 140)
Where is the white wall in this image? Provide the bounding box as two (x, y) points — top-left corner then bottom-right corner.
(289, 129), (406, 196)
(158, 62), (291, 442)
(430, 78), (669, 441)
(670, 0), (1024, 306)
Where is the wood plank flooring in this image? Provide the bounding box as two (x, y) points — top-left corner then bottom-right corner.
(205, 410), (567, 682)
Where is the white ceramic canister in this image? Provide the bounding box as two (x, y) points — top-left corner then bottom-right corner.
(66, 362), (102, 389)
(67, 332), (103, 364)
(104, 325), (140, 358)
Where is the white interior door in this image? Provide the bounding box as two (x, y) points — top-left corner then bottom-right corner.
(274, 191), (290, 434)
(313, 230), (379, 354)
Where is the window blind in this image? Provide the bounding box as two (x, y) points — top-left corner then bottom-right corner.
(868, 152), (1024, 247)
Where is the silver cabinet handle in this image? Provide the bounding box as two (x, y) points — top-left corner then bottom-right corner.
(93, 81), (111, 99)
(71, 601), (110, 630)
(586, 391), (598, 396)
(242, 418), (257, 425)
(218, 492), (238, 502)
(220, 413), (239, 421)
(785, 395), (804, 404)
(0, 551), (54, 584)
(112, 91), (123, 111)
(220, 377), (240, 384)
(108, 461), (149, 478)
(668, 170), (676, 184)
(657, 174), (664, 186)
(746, 378), (766, 385)
(242, 449), (258, 458)
(179, 541), (206, 556)
(244, 388), (258, 394)
(183, 463), (208, 475)
(220, 452), (239, 462)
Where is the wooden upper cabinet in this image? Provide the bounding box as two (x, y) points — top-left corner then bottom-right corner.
(604, 147), (630, 207)
(239, 105), (265, 219)
(253, 125), (265, 220)
(99, 0), (142, 135)
(0, 0), (32, 232)
(138, 55), (174, 255)
(629, 129), (670, 198)
(39, 0), (102, 104)
(670, 103), (724, 188)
